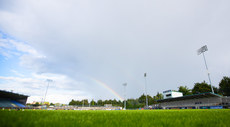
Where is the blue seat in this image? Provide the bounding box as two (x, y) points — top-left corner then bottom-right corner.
(11, 100), (26, 108)
(0, 99), (16, 108)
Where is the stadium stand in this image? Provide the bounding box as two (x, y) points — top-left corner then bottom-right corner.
(0, 90), (28, 108)
(157, 92), (230, 109)
(11, 100), (26, 108)
(0, 99), (15, 108)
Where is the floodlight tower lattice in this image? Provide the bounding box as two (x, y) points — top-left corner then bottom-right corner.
(144, 73), (148, 108)
(197, 45), (214, 93)
(43, 79), (53, 104)
(123, 83), (127, 110)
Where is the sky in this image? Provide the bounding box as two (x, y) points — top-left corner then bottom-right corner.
(0, 0), (230, 104)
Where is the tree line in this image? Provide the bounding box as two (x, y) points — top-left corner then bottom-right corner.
(69, 92), (164, 109)
(178, 76), (230, 96)
(69, 76), (230, 109)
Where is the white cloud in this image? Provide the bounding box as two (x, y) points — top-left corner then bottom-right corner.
(0, 72), (92, 104)
(0, 39), (10, 48)
(10, 70), (24, 77)
(0, 32), (93, 103)
(0, 32), (47, 72)
(0, 0), (230, 103)
(9, 40), (39, 56)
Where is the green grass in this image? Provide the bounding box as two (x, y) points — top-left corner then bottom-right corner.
(0, 109), (230, 127)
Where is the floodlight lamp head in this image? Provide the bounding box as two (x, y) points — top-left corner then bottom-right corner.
(197, 45), (208, 55)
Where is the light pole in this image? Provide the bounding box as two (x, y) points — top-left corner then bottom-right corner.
(144, 73), (148, 108)
(123, 83), (127, 110)
(43, 79), (53, 104)
(197, 45), (214, 93)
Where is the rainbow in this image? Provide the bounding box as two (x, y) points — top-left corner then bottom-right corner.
(91, 78), (124, 101)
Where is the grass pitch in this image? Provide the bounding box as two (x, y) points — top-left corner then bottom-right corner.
(0, 109), (229, 127)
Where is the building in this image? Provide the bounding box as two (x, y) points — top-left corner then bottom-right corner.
(158, 92), (230, 109)
(0, 90), (28, 108)
(163, 90), (183, 99)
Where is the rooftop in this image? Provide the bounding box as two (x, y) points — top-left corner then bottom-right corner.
(0, 90), (29, 100)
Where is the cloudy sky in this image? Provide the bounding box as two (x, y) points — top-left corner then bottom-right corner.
(0, 0), (230, 104)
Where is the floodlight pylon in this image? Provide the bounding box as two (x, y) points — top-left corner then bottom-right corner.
(197, 45), (214, 93)
(144, 73), (148, 108)
(123, 83), (127, 110)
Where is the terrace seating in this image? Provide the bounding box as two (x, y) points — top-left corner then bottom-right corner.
(0, 99), (16, 108)
(11, 100), (26, 107)
(0, 98), (26, 108)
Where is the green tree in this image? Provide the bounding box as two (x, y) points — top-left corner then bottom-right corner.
(153, 92), (164, 101)
(69, 99), (82, 106)
(69, 99), (76, 105)
(33, 102), (40, 106)
(76, 100), (82, 105)
(219, 76), (230, 96)
(148, 95), (154, 105)
(82, 99), (89, 106)
(178, 86), (192, 96)
(213, 86), (220, 95)
(138, 94), (146, 104)
(126, 99), (142, 109)
(97, 100), (103, 106)
(104, 100), (110, 104)
(90, 100), (96, 106)
(138, 94), (154, 106)
(192, 81), (212, 94)
(117, 100), (123, 106)
(112, 99), (119, 106)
